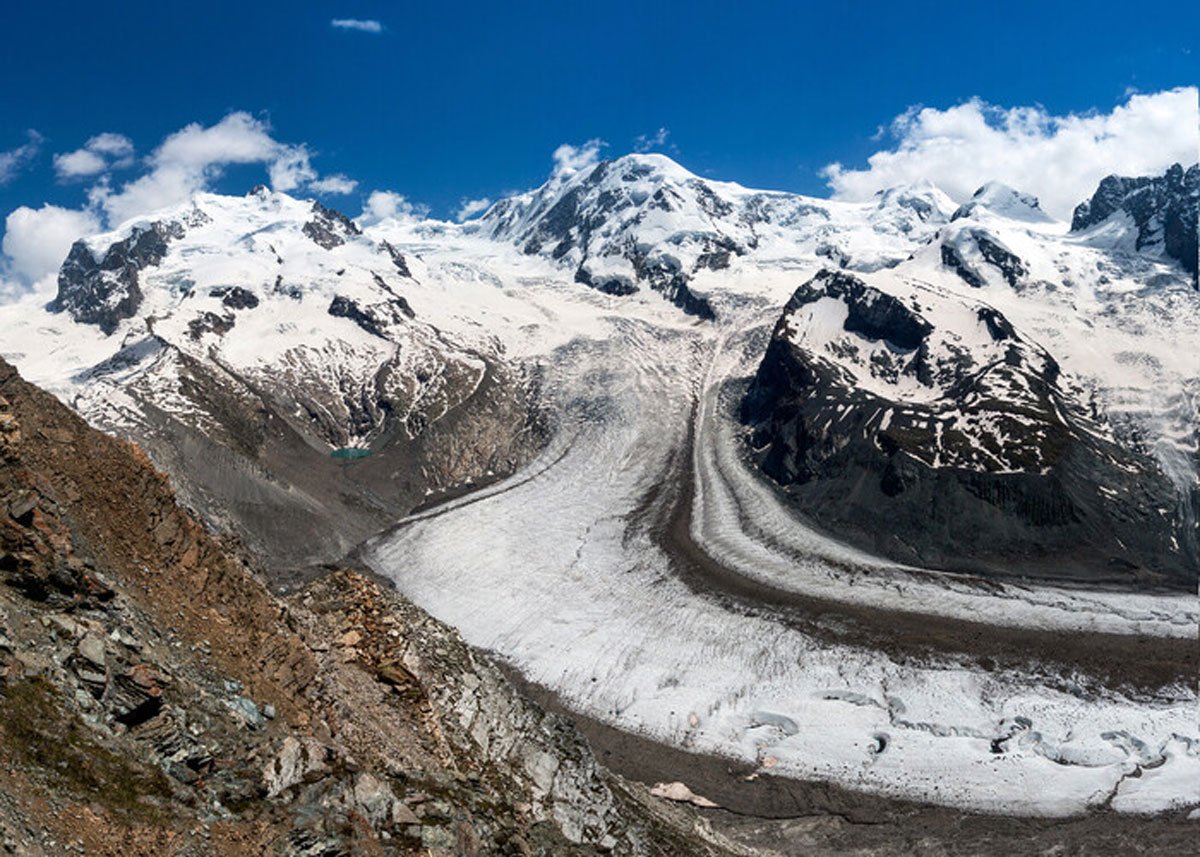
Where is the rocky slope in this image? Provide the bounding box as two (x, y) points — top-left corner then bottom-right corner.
(740, 269), (1190, 587)
(740, 171), (1200, 589)
(0, 358), (736, 856)
(1070, 162), (1198, 286)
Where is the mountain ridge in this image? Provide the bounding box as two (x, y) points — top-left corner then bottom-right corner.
(0, 158), (1195, 588)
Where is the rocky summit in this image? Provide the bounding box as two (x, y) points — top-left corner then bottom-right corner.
(1071, 163), (1199, 286)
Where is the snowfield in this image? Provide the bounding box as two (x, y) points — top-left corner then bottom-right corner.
(2, 154), (1196, 817)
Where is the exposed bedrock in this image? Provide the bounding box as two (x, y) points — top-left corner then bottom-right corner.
(740, 271), (1196, 590)
(93, 344), (546, 577)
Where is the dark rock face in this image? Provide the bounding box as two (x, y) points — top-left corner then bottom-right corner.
(50, 222), (183, 334)
(370, 273), (416, 318)
(187, 311), (235, 340)
(940, 243), (986, 288)
(328, 295), (387, 338)
(302, 201), (361, 250)
(974, 232), (1027, 287)
(327, 294), (415, 339)
(573, 265), (638, 296)
(1072, 163), (1199, 286)
(209, 286), (260, 310)
(940, 229), (1026, 289)
(379, 240), (413, 278)
(740, 270), (1194, 590)
(791, 272), (931, 348)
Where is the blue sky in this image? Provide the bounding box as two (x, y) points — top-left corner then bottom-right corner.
(0, 0), (1197, 270)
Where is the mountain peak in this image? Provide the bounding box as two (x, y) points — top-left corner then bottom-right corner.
(1070, 163), (1198, 285)
(874, 181), (957, 222)
(951, 182), (1053, 223)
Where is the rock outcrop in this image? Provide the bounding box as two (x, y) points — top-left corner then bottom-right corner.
(1071, 163), (1199, 286)
(50, 221), (183, 334)
(740, 270), (1194, 589)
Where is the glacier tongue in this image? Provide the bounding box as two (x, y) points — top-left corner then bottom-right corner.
(0, 161), (1197, 818)
(364, 292), (1196, 816)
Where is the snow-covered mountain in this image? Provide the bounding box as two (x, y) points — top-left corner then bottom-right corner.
(0, 155), (1195, 586)
(474, 153), (957, 316)
(2, 189), (545, 567)
(1071, 162), (1198, 286)
(741, 167), (1198, 587)
(0, 151), (1197, 820)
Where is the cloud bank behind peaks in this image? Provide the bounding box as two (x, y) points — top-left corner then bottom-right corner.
(3, 112), (357, 289)
(93, 112), (317, 224)
(2, 204), (100, 289)
(455, 197), (492, 221)
(823, 87), (1199, 220)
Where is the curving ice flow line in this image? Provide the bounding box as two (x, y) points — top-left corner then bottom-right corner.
(365, 320), (1199, 818)
(688, 331), (1198, 639)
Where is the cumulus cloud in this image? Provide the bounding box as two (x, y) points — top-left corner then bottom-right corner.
(53, 132), (136, 179)
(552, 138), (606, 179)
(267, 146), (317, 192)
(309, 174), (359, 195)
(2, 204), (101, 286)
(633, 127), (670, 153)
(357, 190), (429, 227)
(823, 87), (1200, 220)
(455, 197), (492, 221)
(331, 18), (383, 33)
(85, 132), (135, 157)
(53, 149), (107, 179)
(93, 112), (319, 223)
(0, 131), (43, 185)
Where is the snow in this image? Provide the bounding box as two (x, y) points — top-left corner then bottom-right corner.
(1, 158), (1196, 818)
(364, 315), (1195, 816)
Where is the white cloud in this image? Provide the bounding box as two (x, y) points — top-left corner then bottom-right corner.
(823, 87), (1200, 220)
(54, 132), (137, 180)
(85, 132), (134, 157)
(455, 197), (492, 221)
(267, 146), (317, 191)
(53, 149), (107, 179)
(152, 113), (285, 169)
(0, 131), (43, 185)
(357, 190), (428, 227)
(633, 127), (670, 153)
(94, 112), (319, 223)
(2, 204), (101, 286)
(331, 18), (383, 33)
(309, 174), (359, 195)
(552, 139), (606, 178)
